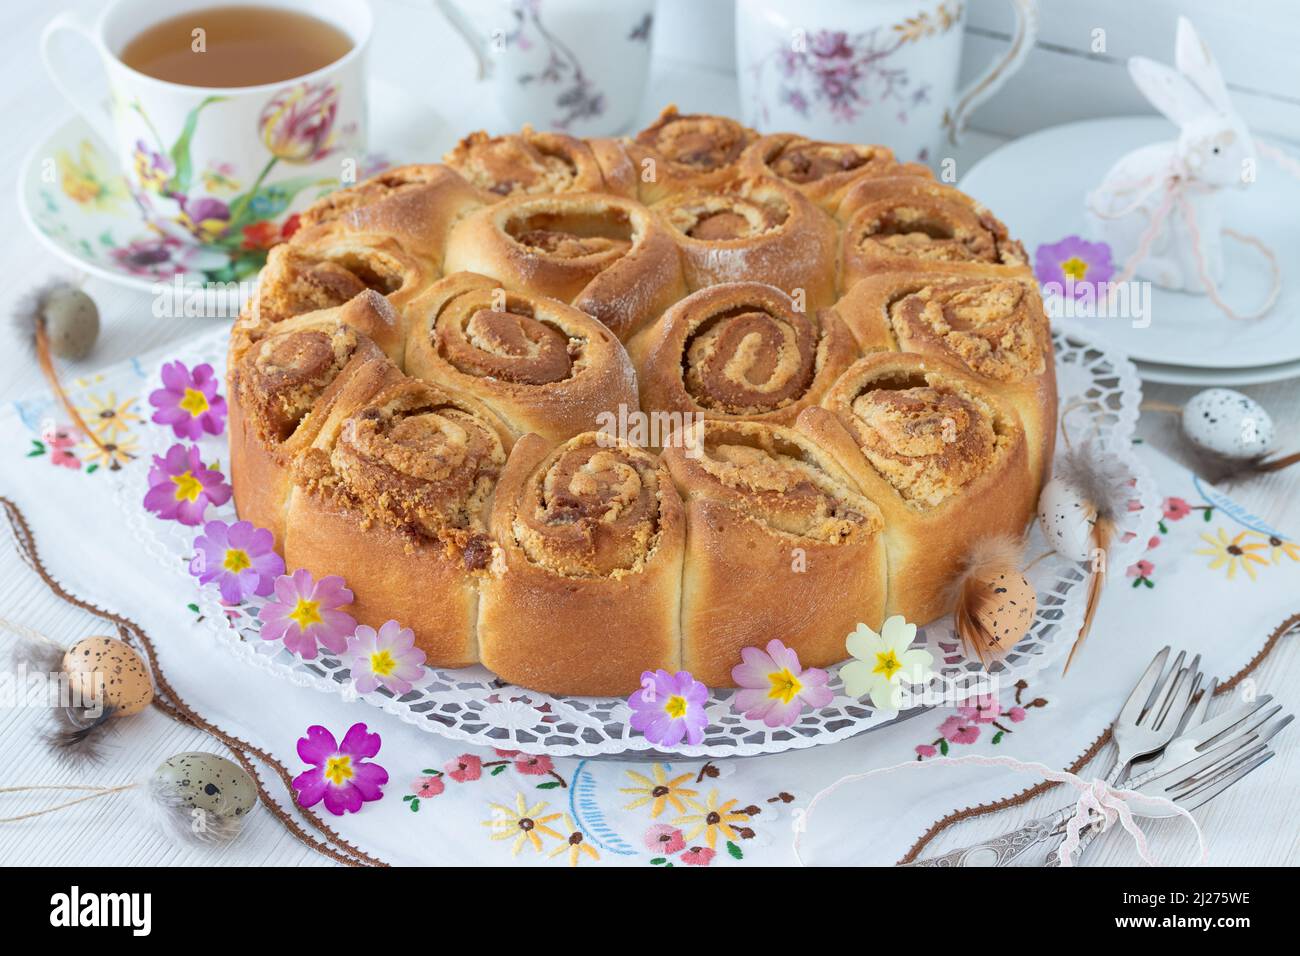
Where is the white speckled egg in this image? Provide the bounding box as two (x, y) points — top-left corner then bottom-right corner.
(1036, 477), (1097, 561)
(1182, 389), (1275, 460)
(62, 636), (153, 716)
(153, 752), (257, 820)
(972, 570), (1038, 653)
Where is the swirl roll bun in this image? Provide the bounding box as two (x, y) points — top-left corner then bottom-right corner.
(830, 273), (1057, 481)
(444, 192), (686, 340)
(740, 133), (932, 211)
(837, 176), (1029, 285)
(227, 291), (406, 546)
(284, 376), (512, 666)
(479, 433), (685, 695)
(627, 105), (757, 203)
(662, 421), (886, 685)
(798, 352), (1034, 623)
(653, 178), (839, 309)
(405, 272), (638, 443)
(444, 128), (610, 197)
(629, 281), (858, 428)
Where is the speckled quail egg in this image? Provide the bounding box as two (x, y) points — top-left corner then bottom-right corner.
(153, 752), (257, 821)
(971, 569), (1038, 653)
(61, 636), (153, 716)
(1182, 388), (1275, 460)
(1036, 477), (1097, 562)
(42, 285), (100, 360)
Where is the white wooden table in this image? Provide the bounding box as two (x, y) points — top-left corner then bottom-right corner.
(1, 0), (1296, 866)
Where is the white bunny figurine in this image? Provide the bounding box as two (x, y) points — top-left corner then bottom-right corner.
(1086, 17), (1255, 294)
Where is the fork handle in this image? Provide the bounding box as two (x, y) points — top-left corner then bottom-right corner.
(900, 808), (1072, 867)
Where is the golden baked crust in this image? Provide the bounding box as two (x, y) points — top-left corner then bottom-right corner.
(227, 113), (1055, 695)
(740, 133), (933, 211)
(625, 104), (758, 203)
(628, 281), (858, 428)
(837, 175), (1030, 285)
(444, 127), (609, 197)
(405, 271), (638, 443)
(830, 272), (1057, 482)
(444, 191), (686, 340)
(479, 433), (685, 695)
(652, 176), (839, 309)
(662, 420), (887, 686)
(798, 352), (1034, 623)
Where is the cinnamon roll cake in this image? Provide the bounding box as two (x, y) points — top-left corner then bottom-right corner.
(837, 176), (1030, 285)
(224, 109), (1056, 696)
(662, 421), (887, 686)
(479, 432), (686, 695)
(444, 191), (686, 341)
(653, 177), (839, 309)
(798, 353), (1034, 623)
(629, 282), (857, 429)
(284, 376), (513, 666)
(405, 271), (638, 443)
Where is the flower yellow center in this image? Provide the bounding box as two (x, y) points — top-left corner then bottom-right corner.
(323, 755), (353, 786)
(222, 548), (251, 573)
(663, 694), (688, 719)
(171, 470), (203, 502)
(766, 667), (803, 704)
(288, 597), (322, 630)
(179, 387), (209, 416)
(370, 649), (398, 677)
(874, 649), (903, 679)
(1061, 256), (1089, 281)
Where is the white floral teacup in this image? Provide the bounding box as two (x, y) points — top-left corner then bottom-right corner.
(435, 0), (655, 136)
(736, 0), (1038, 163)
(41, 0), (371, 280)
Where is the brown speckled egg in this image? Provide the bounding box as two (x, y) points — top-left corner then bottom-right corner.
(972, 570), (1037, 653)
(62, 636), (153, 716)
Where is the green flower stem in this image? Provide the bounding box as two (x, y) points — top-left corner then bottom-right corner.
(227, 155), (279, 227)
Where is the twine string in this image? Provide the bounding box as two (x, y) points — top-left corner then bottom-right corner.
(0, 783), (138, 823)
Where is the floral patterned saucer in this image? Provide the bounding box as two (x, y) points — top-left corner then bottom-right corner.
(17, 80), (450, 291)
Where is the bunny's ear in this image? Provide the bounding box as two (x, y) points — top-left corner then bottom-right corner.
(1174, 16), (1233, 114)
(1129, 56), (1208, 126)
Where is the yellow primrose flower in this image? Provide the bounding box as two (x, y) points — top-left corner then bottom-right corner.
(841, 615), (934, 710)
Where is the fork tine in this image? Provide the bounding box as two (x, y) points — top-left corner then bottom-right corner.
(1118, 646), (1170, 728)
(1141, 732), (1263, 795)
(1152, 663), (1195, 731)
(1177, 751), (1274, 813)
(1180, 677), (1216, 735)
(1187, 695), (1273, 749)
(1251, 713), (1293, 746)
(1168, 742), (1269, 800)
(1144, 650), (1185, 725)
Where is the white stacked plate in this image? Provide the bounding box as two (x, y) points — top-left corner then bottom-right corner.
(962, 117), (1300, 386)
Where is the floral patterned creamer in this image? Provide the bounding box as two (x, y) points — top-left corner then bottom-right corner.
(736, 0), (1038, 164)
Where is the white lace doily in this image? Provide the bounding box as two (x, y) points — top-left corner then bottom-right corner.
(120, 323), (1157, 758)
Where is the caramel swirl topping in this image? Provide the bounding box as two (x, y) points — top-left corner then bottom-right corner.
(331, 388), (506, 544)
(638, 114), (752, 171)
(514, 443), (661, 577)
(665, 195), (787, 241)
(683, 307), (815, 414)
(848, 383), (1000, 507)
(446, 132), (578, 197)
(769, 142), (874, 184)
(890, 281), (1045, 383)
(241, 327), (358, 441)
(694, 430), (874, 543)
(438, 298), (577, 385)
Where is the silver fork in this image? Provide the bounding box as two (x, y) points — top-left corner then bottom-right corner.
(1047, 717), (1289, 865)
(903, 646), (1200, 867)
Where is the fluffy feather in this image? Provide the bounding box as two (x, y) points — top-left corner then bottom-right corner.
(144, 775), (251, 848)
(48, 705), (118, 764)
